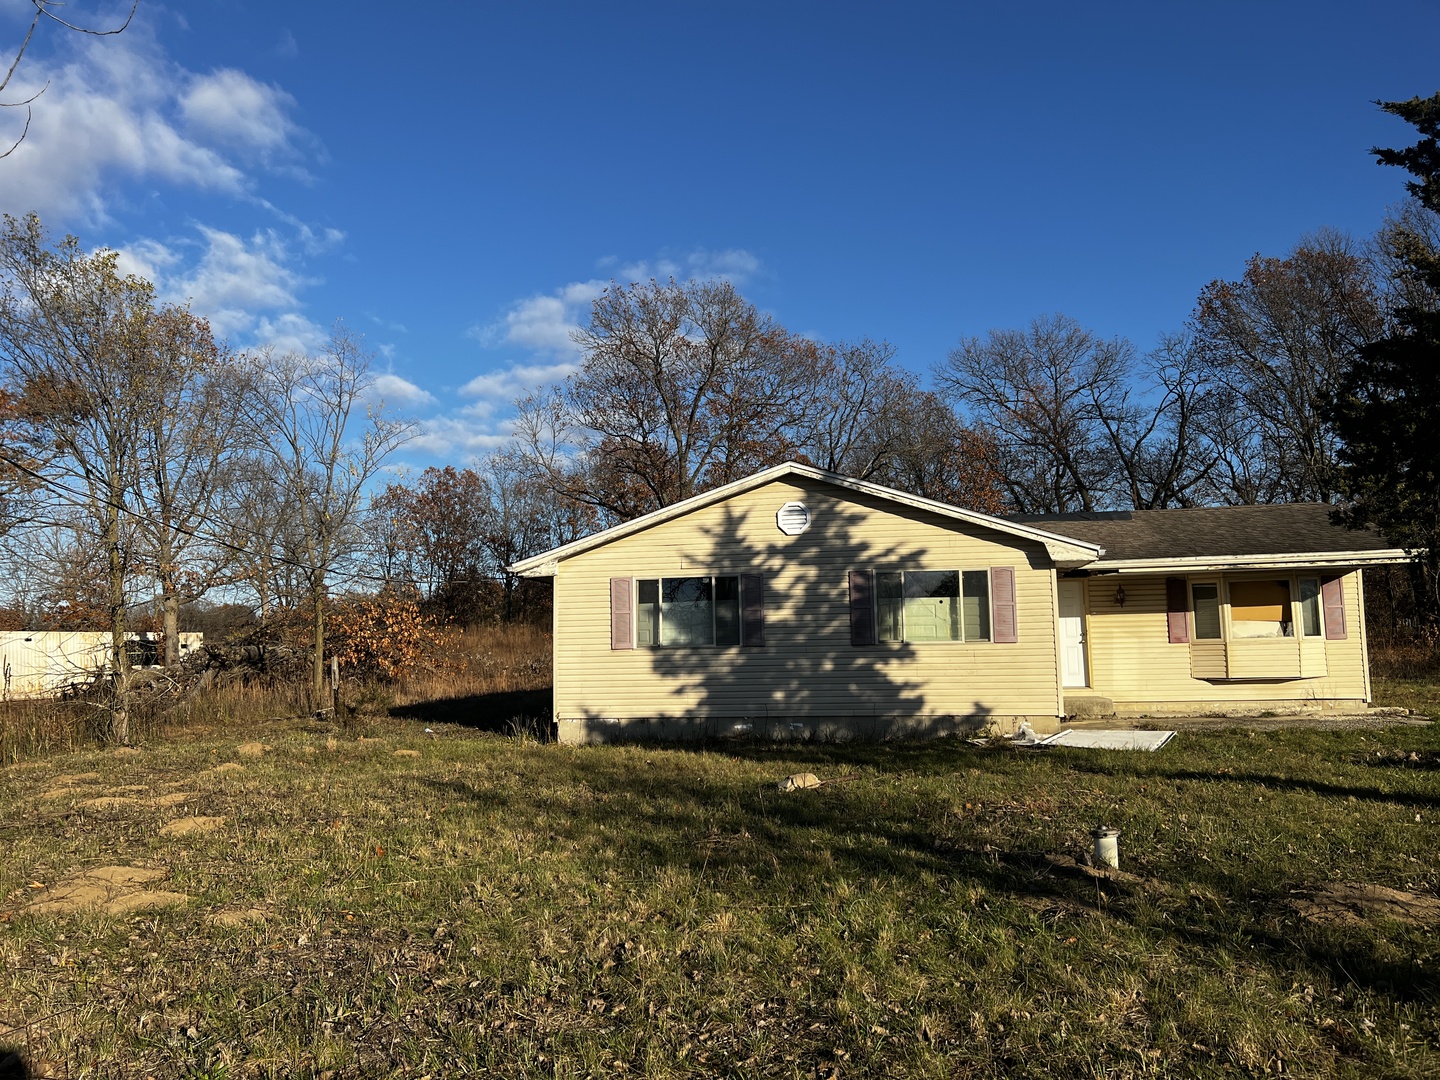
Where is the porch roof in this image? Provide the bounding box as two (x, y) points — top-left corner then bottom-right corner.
(1013, 504), (1412, 573)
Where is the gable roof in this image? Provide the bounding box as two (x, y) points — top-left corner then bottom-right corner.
(508, 462), (1105, 576)
(1009, 504), (1411, 572)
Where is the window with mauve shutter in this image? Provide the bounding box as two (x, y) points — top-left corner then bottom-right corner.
(991, 567), (1017, 643)
(849, 570), (876, 646)
(610, 578), (633, 649)
(741, 574), (765, 647)
(1321, 576), (1347, 639)
(1166, 577), (1190, 643)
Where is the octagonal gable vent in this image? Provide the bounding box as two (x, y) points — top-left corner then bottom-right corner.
(776, 501), (811, 536)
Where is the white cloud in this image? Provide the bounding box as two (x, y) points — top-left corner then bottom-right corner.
(459, 360), (577, 417)
(372, 373), (435, 407)
(0, 28), (314, 224)
(408, 414), (515, 458)
(179, 68), (299, 159)
(470, 279), (605, 358)
(606, 247), (761, 286)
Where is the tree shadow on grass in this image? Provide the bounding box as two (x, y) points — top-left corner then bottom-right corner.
(428, 738), (1438, 1006)
(389, 688), (552, 738)
(1063, 761), (1440, 808)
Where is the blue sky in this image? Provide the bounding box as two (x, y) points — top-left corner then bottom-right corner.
(2, 1), (1437, 469)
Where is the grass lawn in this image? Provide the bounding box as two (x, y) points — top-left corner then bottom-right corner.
(2, 717), (1438, 1079)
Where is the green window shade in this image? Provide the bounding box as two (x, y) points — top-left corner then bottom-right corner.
(962, 570), (990, 641)
(876, 571), (903, 642)
(1298, 578), (1322, 637)
(904, 571), (960, 642)
(1192, 583), (1221, 640)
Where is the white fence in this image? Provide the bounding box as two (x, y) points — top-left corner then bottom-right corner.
(0, 632), (204, 699)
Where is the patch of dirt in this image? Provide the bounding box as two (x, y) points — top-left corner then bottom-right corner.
(53, 772), (102, 785)
(77, 796), (147, 810)
(1288, 883), (1440, 927)
(26, 865), (187, 916)
(77, 791), (192, 810)
(208, 907), (267, 927)
(393, 749), (421, 758)
(159, 815), (227, 836)
(236, 742), (267, 758)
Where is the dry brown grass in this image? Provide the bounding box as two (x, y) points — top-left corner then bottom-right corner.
(0, 623), (555, 760)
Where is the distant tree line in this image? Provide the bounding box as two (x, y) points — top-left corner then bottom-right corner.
(1, 92), (1437, 745)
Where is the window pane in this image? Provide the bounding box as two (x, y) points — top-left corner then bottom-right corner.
(962, 570), (990, 641)
(876, 571), (903, 642)
(714, 576), (740, 646)
(904, 572), (960, 642)
(905, 570), (958, 599)
(637, 579), (660, 646)
(1230, 579), (1293, 638)
(1192, 583), (1221, 640)
(1299, 578), (1321, 637)
(661, 577), (714, 646)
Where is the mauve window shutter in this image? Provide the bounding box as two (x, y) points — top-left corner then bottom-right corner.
(741, 573), (765, 647)
(1166, 577), (1190, 644)
(610, 577), (633, 650)
(1321, 576), (1347, 639)
(849, 570), (876, 646)
(991, 566), (1017, 643)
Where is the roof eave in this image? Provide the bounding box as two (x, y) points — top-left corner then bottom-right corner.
(1090, 549), (1414, 574)
(506, 461), (1104, 574)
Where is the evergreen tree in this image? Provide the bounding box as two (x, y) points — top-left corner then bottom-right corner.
(1333, 93), (1440, 623)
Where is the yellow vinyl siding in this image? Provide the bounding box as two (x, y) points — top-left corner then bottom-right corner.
(551, 476), (1062, 727)
(1084, 571), (1370, 708)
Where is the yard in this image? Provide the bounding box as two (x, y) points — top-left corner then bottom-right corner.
(1, 691), (1437, 1079)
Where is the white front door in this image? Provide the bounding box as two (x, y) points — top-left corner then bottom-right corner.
(1059, 581), (1089, 689)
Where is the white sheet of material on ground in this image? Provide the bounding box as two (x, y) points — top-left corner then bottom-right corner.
(1048, 729), (1176, 751)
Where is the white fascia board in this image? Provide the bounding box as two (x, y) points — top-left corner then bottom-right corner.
(1094, 549), (1414, 574)
(507, 461), (1104, 576)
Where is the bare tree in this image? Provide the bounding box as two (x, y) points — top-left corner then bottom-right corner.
(246, 326), (416, 704)
(0, 213), (153, 742)
(130, 308), (256, 665)
(515, 279), (813, 521)
(936, 313), (1133, 513)
(1191, 229), (1386, 502)
(2, 0), (137, 159)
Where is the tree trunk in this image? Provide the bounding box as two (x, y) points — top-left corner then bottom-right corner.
(106, 501), (130, 745)
(162, 590), (181, 668)
(311, 580), (327, 708)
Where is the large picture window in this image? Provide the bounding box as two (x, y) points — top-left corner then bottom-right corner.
(875, 569), (991, 643)
(636, 576), (741, 647)
(1229, 579), (1294, 638)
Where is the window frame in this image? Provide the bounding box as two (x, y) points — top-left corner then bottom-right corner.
(873, 568), (993, 645)
(1186, 573), (1331, 643)
(634, 574), (743, 648)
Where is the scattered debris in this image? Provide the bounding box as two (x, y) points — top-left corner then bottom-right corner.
(777, 772), (822, 792)
(971, 725), (1176, 751)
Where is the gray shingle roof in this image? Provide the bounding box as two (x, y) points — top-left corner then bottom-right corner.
(1009, 504), (1402, 563)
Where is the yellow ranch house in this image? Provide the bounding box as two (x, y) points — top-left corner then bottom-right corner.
(509, 463), (1408, 744)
